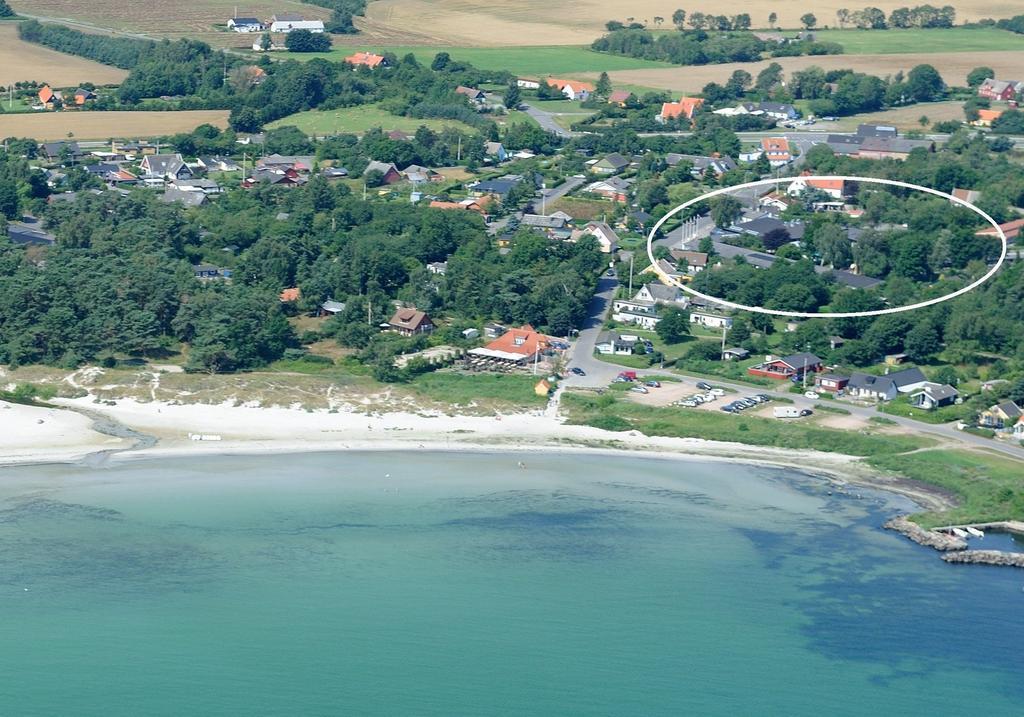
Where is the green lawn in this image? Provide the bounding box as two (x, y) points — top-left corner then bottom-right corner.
(268, 104), (477, 136)
(868, 450), (1024, 527)
(878, 398), (971, 424)
(814, 27), (1024, 54)
(409, 372), (549, 410)
(298, 45), (673, 75)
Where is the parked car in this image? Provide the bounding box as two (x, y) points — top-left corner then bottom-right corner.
(703, 393), (716, 402)
(570, 367), (586, 376)
(800, 409), (813, 417)
(681, 400), (698, 407)
(645, 380), (661, 388)
(709, 388), (725, 397)
(804, 391), (819, 399)
(630, 385), (649, 394)
(696, 381), (712, 390)
(721, 405), (738, 413)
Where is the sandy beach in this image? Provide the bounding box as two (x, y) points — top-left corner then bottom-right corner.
(0, 396), (955, 513)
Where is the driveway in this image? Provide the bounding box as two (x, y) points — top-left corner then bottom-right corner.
(521, 103), (577, 139)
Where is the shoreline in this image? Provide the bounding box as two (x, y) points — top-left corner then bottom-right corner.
(0, 396), (955, 514)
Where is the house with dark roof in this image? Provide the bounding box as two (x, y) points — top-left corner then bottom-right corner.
(387, 308), (434, 336)
(814, 373), (850, 393)
(159, 187), (207, 207)
(847, 367), (927, 401)
(910, 382), (959, 410)
(590, 153), (630, 175)
(634, 282), (683, 306)
(979, 400), (1022, 429)
(748, 352), (823, 380)
(363, 160), (402, 184)
(758, 102), (798, 120)
(595, 330), (637, 355)
(469, 177), (522, 199)
(140, 154), (192, 182)
(40, 141), (83, 163)
(7, 221), (55, 246)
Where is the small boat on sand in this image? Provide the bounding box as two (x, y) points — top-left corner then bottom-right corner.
(951, 528), (969, 538)
(965, 527), (985, 539)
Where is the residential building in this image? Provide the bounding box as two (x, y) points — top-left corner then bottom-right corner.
(976, 217), (1024, 242)
(575, 221), (620, 253)
(658, 97), (704, 123)
(468, 325), (553, 366)
(521, 214), (572, 239)
(910, 383), (959, 410)
(485, 142), (508, 162)
(973, 109), (1003, 127)
(455, 86), (486, 102)
(590, 153), (629, 175)
(545, 78), (594, 100)
(269, 14), (325, 32)
(814, 373), (850, 393)
(612, 299), (661, 329)
(583, 177), (632, 202)
(319, 299), (345, 316)
(846, 367), (927, 401)
(227, 17), (265, 32)
(977, 78), (1024, 101)
(595, 330), (637, 355)
(140, 154), (192, 182)
(747, 352), (823, 380)
(469, 176), (522, 199)
(669, 250), (709, 274)
(979, 401), (1022, 429)
(761, 137), (791, 166)
(856, 124), (898, 139)
(72, 88), (97, 106)
(426, 261), (447, 275)
(387, 308), (435, 336)
(197, 156), (241, 172)
(758, 102), (798, 120)
(608, 90), (632, 106)
(363, 160), (402, 184)
(515, 78), (541, 90)
(428, 198), (489, 215)
(855, 136), (935, 160)
(689, 310), (732, 330)
(634, 282), (683, 306)
(722, 347), (750, 361)
(344, 51), (386, 68)
(951, 188), (981, 205)
(37, 85), (63, 109)
(667, 153), (737, 178)
(787, 177), (848, 200)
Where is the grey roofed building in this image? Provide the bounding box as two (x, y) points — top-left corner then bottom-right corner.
(594, 152), (629, 172)
(857, 136), (934, 155)
(824, 134), (863, 155)
(471, 177), (521, 197)
(856, 124), (898, 138)
(141, 153), (192, 180)
(7, 222), (56, 246)
(258, 154), (315, 171)
(758, 101), (798, 119)
(321, 166), (349, 179)
(667, 153), (737, 176)
(888, 366), (927, 390)
(521, 214), (568, 229)
(734, 216), (788, 237)
(828, 270), (883, 289)
(911, 382), (959, 406)
(723, 347), (750, 360)
(363, 160), (399, 176)
(779, 352), (822, 370)
(320, 299), (345, 314)
(198, 156), (241, 172)
(172, 178), (222, 193)
(41, 140), (83, 161)
(160, 187), (207, 207)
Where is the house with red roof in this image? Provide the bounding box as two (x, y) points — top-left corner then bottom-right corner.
(344, 52), (387, 69)
(972, 109), (1003, 127)
(761, 137), (791, 167)
(976, 218), (1024, 241)
(658, 97), (704, 124)
(467, 325), (555, 367)
(545, 78), (595, 100)
(787, 176), (849, 200)
(387, 308), (434, 336)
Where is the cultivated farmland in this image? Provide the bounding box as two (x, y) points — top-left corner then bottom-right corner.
(593, 51), (1024, 95)
(813, 27), (1024, 54)
(6, 0), (329, 48)
(0, 24), (127, 86)
(0, 110), (229, 141)
(361, 0), (1021, 47)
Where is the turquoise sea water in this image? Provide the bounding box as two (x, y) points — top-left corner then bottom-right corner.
(0, 451), (1022, 716)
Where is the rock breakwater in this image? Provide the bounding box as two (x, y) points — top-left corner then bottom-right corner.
(942, 550), (1024, 568)
(884, 516), (967, 551)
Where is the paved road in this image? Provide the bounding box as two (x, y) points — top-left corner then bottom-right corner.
(562, 276), (622, 387)
(530, 175), (587, 213)
(522, 103), (575, 138)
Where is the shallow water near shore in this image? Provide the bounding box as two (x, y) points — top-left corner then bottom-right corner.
(1, 451), (1022, 715)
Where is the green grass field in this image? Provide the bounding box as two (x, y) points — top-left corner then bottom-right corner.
(410, 372), (549, 409)
(815, 27), (1024, 54)
(298, 45), (673, 75)
(268, 104), (477, 136)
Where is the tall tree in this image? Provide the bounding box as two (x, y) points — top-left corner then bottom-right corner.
(800, 13), (817, 29)
(768, 12), (777, 28)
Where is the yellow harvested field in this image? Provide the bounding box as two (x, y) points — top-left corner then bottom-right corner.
(7, 0), (329, 48)
(0, 110), (229, 141)
(827, 101), (966, 131)
(362, 0), (1017, 46)
(591, 51), (1024, 95)
(0, 24), (127, 86)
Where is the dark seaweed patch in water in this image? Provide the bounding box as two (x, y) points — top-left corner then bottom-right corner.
(0, 497), (124, 524)
(744, 507), (1024, 701)
(443, 508), (618, 531)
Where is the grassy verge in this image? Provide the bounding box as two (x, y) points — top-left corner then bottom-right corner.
(868, 450), (1024, 528)
(408, 372), (548, 410)
(814, 403), (850, 415)
(268, 104), (476, 136)
(563, 392), (930, 456)
(298, 45), (673, 74)
(879, 399), (969, 424)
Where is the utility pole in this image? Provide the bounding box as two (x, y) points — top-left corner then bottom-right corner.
(457, 136), (462, 162)
(628, 253), (634, 295)
(721, 324), (727, 361)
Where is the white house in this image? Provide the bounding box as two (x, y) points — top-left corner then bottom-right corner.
(227, 17), (265, 32)
(690, 310), (732, 329)
(516, 78), (541, 90)
(787, 177), (848, 200)
(634, 283), (685, 306)
(612, 299), (661, 329)
(269, 14), (325, 33)
(595, 330), (637, 355)
(578, 221), (619, 253)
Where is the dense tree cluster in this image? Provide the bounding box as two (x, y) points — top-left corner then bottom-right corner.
(787, 64), (945, 117)
(835, 5), (956, 29)
(592, 28), (840, 67)
(300, 0), (367, 34)
(284, 29), (332, 52)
